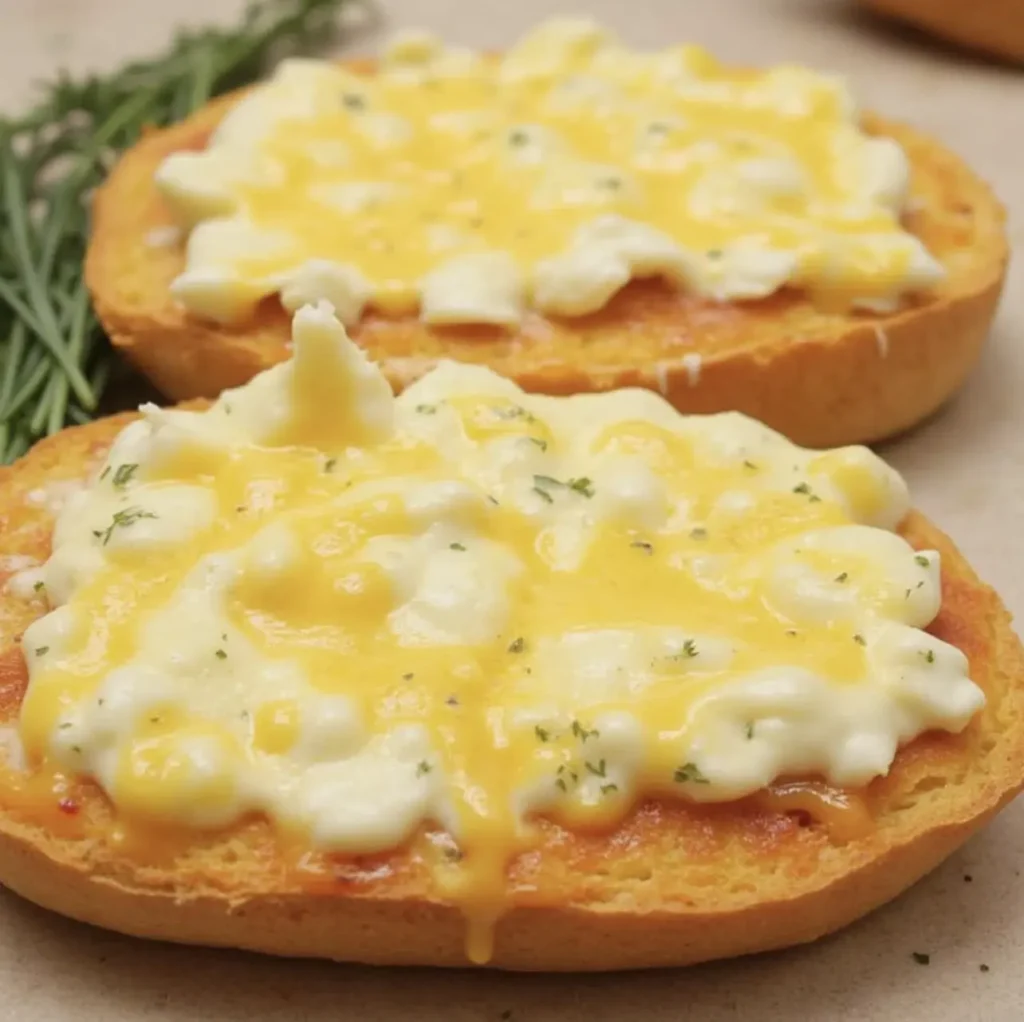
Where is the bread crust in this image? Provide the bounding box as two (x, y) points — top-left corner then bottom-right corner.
(0, 414), (1023, 969)
(862, 0), (1024, 62)
(85, 67), (1009, 449)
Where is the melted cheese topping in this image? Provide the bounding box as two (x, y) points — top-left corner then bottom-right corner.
(157, 18), (944, 327)
(14, 303), (982, 960)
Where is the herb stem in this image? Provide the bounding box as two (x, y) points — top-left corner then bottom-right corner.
(0, 276), (53, 353)
(5, 357), (51, 420)
(1, 147), (96, 407)
(188, 46), (218, 112)
(0, 321), (26, 415)
(30, 374), (58, 434)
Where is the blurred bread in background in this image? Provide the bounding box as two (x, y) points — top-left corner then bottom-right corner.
(861, 0), (1024, 62)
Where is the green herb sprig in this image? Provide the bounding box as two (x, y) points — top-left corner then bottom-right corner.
(0, 0), (361, 463)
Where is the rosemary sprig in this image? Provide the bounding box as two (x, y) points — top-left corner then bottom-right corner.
(0, 0), (362, 464)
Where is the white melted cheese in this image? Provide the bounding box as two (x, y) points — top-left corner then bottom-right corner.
(13, 302), (982, 861)
(155, 18), (943, 326)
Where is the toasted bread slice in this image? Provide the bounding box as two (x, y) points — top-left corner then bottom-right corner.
(85, 63), (1008, 450)
(0, 412), (1022, 970)
(862, 0), (1024, 62)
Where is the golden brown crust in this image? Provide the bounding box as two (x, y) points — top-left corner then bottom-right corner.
(85, 69), (1009, 449)
(862, 0), (1024, 62)
(0, 414), (1022, 969)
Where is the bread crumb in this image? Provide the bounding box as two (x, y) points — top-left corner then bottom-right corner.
(874, 324), (889, 359)
(653, 362), (670, 396)
(682, 352), (702, 387)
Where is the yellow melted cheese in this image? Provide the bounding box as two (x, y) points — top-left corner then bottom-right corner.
(156, 18), (944, 326)
(14, 303), (983, 961)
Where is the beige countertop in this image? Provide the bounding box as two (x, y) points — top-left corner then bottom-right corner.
(2, 0), (1023, 1018)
